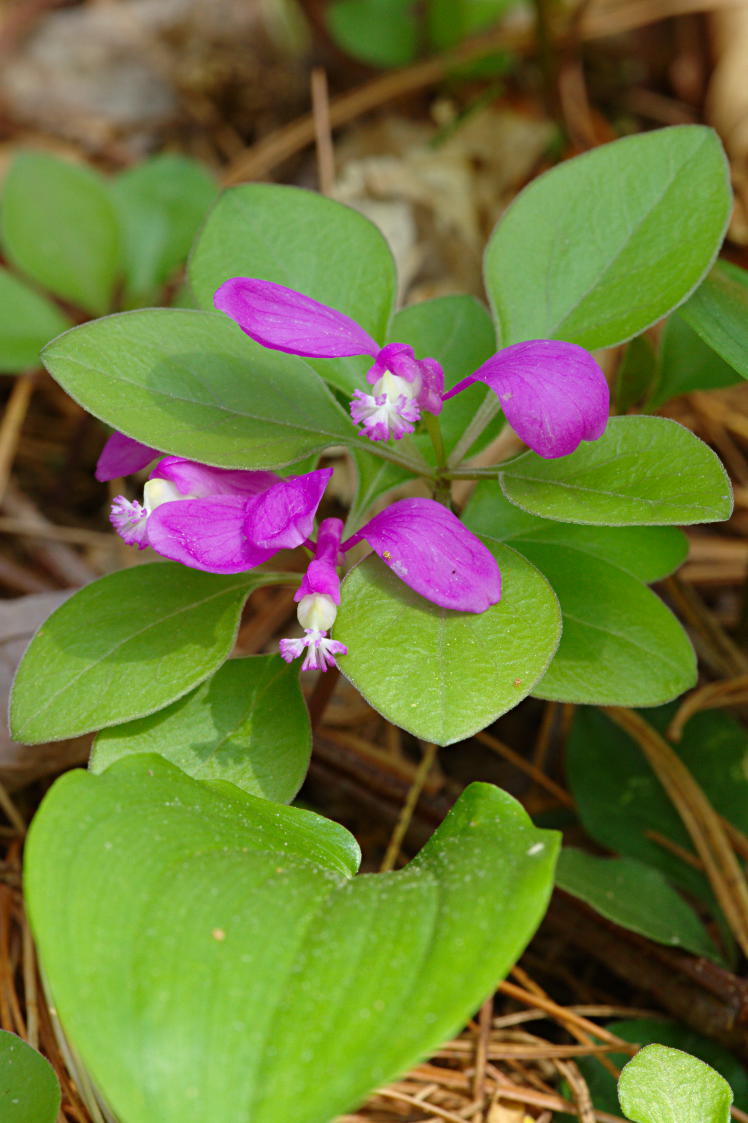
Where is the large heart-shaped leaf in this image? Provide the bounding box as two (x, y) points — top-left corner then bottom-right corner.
(334, 542), (561, 744)
(500, 416), (732, 526)
(1, 151), (122, 316)
(10, 563), (261, 743)
(618, 1045), (732, 1123)
(189, 184), (396, 396)
(465, 484), (694, 705)
(26, 756), (559, 1123)
(41, 309), (360, 469)
(91, 656), (311, 802)
(0, 1030), (60, 1123)
(484, 126), (730, 349)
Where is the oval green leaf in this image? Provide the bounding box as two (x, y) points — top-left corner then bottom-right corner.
(0, 268), (71, 374)
(327, 0), (418, 66)
(112, 154), (217, 307)
(334, 543), (561, 745)
(485, 126), (731, 349)
(618, 1045), (732, 1123)
(556, 850), (720, 961)
(500, 416), (733, 526)
(41, 309), (357, 469)
(188, 184), (396, 395)
(1, 151), (122, 316)
(649, 312), (741, 409)
(679, 261), (748, 380)
(91, 656), (311, 802)
(10, 563), (260, 743)
(26, 756), (558, 1123)
(0, 1030), (60, 1123)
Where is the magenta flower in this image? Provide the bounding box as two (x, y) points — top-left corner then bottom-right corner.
(279, 499), (501, 672)
(95, 431), (159, 482)
(213, 279), (609, 459)
(110, 456), (332, 574)
(214, 279), (444, 443)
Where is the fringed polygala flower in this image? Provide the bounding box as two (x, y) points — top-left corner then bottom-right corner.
(214, 279), (445, 443)
(95, 431), (159, 481)
(280, 498), (501, 672)
(213, 278), (610, 458)
(109, 455), (333, 573)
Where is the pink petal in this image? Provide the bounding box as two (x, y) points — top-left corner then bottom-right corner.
(445, 341), (609, 459)
(368, 343), (444, 415)
(244, 467), (333, 551)
(214, 278), (379, 359)
(348, 498), (501, 613)
(151, 457), (278, 498)
(95, 432), (158, 481)
(295, 518), (344, 602)
(147, 496), (276, 573)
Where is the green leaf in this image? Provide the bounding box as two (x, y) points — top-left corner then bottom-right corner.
(618, 1044), (732, 1123)
(327, 0), (418, 66)
(10, 563), (262, 743)
(616, 335), (658, 413)
(465, 483), (694, 705)
(485, 126), (731, 349)
(334, 542), (561, 745)
(0, 1030), (60, 1123)
(679, 261), (748, 381)
(0, 268), (71, 373)
(392, 294), (499, 458)
(649, 312), (741, 409)
(500, 416), (733, 526)
(91, 656), (311, 802)
(111, 154), (217, 307)
(1, 151), (121, 316)
(188, 184), (396, 396)
(565, 707), (748, 902)
(26, 756), (558, 1123)
(427, 0), (516, 49)
(577, 1019), (748, 1117)
(41, 309), (357, 469)
(349, 448), (411, 528)
(556, 849), (720, 961)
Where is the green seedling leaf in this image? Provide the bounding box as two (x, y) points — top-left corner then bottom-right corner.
(465, 484), (693, 705)
(188, 184), (396, 396)
(91, 656), (311, 802)
(112, 154), (217, 306)
(427, 0), (516, 49)
(0, 1030), (60, 1123)
(485, 126), (731, 349)
(556, 849), (720, 961)
(566, 707), (748, 903)
(618, 1044), (732, 1123)
(578, 1019), (748, 1116)
(500, 416), (733, 526)
(327, 0), (418, 66)
(26, 756), (558, 1123)
(649, 312), (741, 409)
(392, 295), (499, 459)
(0, 268), (71, 373)
(41, 309), (358, 469)
(11, 563), (261, 743)
(679, 261), (748, 380)
(1, 151), (121, 316)
(334, 542), (561, 745)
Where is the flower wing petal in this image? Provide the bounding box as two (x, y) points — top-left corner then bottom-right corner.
(244, 467), (333, 551)
(151, 457), (278, 498)
(147, 496), (275, 573)
(214, 278), (379, 358)
(354, 497), (501, 613)
(465, 340), (609, 459)
(95, 432), (158, 481)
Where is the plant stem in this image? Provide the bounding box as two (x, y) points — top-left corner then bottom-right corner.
(447, 395), (500, 468)
(443, 452), (528, 479)
(422, 412), (446, 469)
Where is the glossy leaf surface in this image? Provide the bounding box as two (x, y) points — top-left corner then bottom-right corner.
(500, 416), (732, 526)
(91, 656), (311, 802)
(11, 563), (259, 742)
(26, 757), (558, 1123)
(334, 543), (561, 744)
(485, 126), (730, 349)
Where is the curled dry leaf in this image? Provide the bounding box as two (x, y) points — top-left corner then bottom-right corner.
(0, 591), (90, 791)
